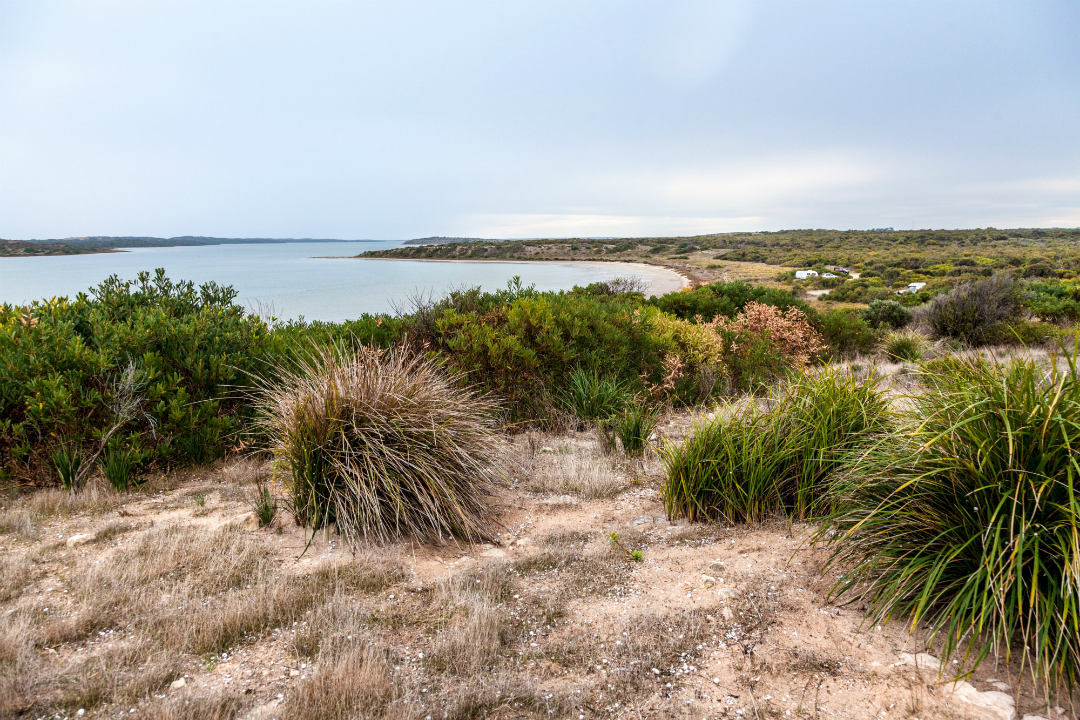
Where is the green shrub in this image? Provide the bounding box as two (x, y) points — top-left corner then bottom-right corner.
(1025, 279), (1080, 322)
(651, 281), (815, 323)
(561, 368), (630, 425)
(609, 404), (660, 456)
(819, 309), (878, 356)
(860, 299), (912, 330)
(926, 274), (1021, 344)
(982, 318), (1058, 346)
(880, 329), (927, 362)
(431, 292), (666, 421)
(817, 346), (1080, 692)
(100, 445), (139, 491)
(662, 368), (889, 523)
(0, 269), (270, 483)
(251, 345), (502, 545)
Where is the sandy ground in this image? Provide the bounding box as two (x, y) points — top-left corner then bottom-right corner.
(0, 421), (1073, 719)
(361, 257), (691, 297)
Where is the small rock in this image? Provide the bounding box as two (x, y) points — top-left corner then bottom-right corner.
(991, 681), (1010, 692)
(896, 652), (942, 671)
(632, 515), (667, 526)
(942, 681), (1014, 720)
(707, 560), (727, 574)
(289, 669), (300, 677)
(66, 533), (94, 547)
(170, 678), (186, 689)
(1021, 715), (1049, 720)
(720, 607), (733, 620)
(702, 574), (716, 589)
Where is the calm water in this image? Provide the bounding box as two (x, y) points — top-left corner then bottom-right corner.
(0, 241), (656, 321)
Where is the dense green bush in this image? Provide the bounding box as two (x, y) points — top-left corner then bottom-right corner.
(430, 292), (669, 421)
(818, 347), (1080, 691)
(860, 299), (911, 330)
(651, 281), (814, 323)
(662, 369), (889, 523)
(1025, 279), (1080, 322)
(0, 269), (269, 482)
(926, 274), (1021, 345)
(819, 309), (878, 356)
(251, 345), (501, 544)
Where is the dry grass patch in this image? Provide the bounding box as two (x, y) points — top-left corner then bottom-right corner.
(150, 692), (249, 720)
(284, 643), (394, 720)
(516, 441), (637, 499)
(27, 484), (124, 518)
(0, 550), (34, 602)
(4, 518), (406, 717)
(0, 508), (36, 539)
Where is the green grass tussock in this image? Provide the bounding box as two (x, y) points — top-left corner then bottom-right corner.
(817, 344), (1080, 692)
(880, 329), (928, 362)
(560, 368), (630, 425)
(251, 344), (503, 545)
(662, 368), (889, 523)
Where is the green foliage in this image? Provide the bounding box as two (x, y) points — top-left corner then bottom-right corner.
(431, 291), (666, 421)
(927, 274), (1022, 345)
(251, 345), (501, 545)
(860, 300), (912, 330)
(561, 368), (630, 425)
(662, 369), (889, 523)
(0, 269), (269, 482)
(1024, 279), (1080, 322)
(817, 346), (1080, 692)
(100, 444), (140, 491)
(827, 277), (894, 304)
(651, 281), (814, 323)
(819, 309), (878, 356)
(50, 442), (83, 491)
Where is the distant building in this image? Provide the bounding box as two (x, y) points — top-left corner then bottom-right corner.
(795, 270), (819, 280)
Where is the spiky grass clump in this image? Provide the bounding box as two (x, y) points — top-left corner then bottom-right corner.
(609, 404), (660, 456)
(662, 368), (890, 523)
(818, 346), (1080, 693)
(880, 329), (928, 362)
(251, 345), (502, 545)
(100, 446), (139, 491)
(561, 368), (629, 425)
(50, 442), (83, 492)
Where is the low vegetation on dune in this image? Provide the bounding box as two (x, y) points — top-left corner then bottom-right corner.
(2, 253), (1080, 716)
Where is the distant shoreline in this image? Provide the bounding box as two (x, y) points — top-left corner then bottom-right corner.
(355, 256), (690, 297)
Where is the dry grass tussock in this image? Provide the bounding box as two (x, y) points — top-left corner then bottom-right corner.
(249, 344), (504, 545)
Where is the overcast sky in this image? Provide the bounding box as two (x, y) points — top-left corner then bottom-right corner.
(1, 1), (1078, 239)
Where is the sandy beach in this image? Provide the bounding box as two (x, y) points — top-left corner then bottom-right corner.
(360, 256), (690, 297)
